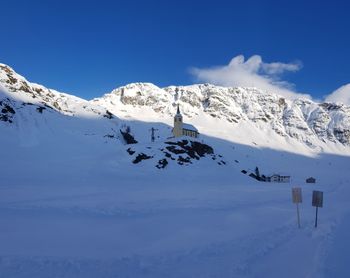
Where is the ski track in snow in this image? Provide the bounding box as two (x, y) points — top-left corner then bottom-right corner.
(1, 64), (350, 277)
(0, 184), (343, 278)
(0, 222), (295, 278)
(0, 218), (335, 278)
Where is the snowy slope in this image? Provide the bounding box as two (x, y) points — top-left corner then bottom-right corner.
(1, 63), (350, 278)
(93, 83), (350, 152)
(0, 64), (229, 175)
(0, 63), (118, 118)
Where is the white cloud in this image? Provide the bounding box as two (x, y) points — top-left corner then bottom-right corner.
(325, 84), (350, 105)
(190, 55), (310, 100)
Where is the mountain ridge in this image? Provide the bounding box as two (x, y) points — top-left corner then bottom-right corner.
(92, 82), (350, 148)
(1, 63), (350, 152)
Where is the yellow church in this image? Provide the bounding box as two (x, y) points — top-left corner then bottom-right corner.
(172, 105), (199, 138)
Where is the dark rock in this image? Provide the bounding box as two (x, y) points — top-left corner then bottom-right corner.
(164, 152), (173, 159)
(190, 141), (213, 156)
(165, 140), (213, 159)
(178, 156), (192, 164)
(166, 145), (187, 155)
(36, 106), (46, 113)
(0, 101), (15, 123)
(104, 134), (115, 139)
(249, 173), (258, 179)
(0, 114), (9, 122)
(132, 153), (152, 164)
(320, 103), (343, 111)
(126, 148), (135, 155)
(156, 159), (168, 169)
(104, 110), (114, 119)
(120, 129), (138, 144)
(2, 104), (15, 114)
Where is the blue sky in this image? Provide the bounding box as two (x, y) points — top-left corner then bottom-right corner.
(2, 0), (350, 101)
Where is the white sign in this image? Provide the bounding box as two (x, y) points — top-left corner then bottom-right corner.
(292, 187), (302, 203)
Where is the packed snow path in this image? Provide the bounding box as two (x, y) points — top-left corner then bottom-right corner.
(1, 181), (348, 278)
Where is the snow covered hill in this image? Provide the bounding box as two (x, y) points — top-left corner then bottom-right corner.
(0, 64), (231, 185)
(1, 62), (350, 184)
(1, 61), (350, 181)
(93, 82), (350, 149)
(0, 63), (116, 119)
(2, 62), (350, 156)
(1, 63), (350, 278)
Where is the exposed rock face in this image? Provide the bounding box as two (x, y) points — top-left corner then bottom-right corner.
(1, 63), (350, 147)
(93, 83), (350, 146)
(120, 129), (138, 145)
(0, 63), (111, 118)
(127, 140), (222, 168)
(0, 98), (16, 123)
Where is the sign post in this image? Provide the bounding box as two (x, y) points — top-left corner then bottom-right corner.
(291, 187), (302, 228)
(312, 190), (323, 228)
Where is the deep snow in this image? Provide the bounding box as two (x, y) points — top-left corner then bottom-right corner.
(1, 64), (350, 277)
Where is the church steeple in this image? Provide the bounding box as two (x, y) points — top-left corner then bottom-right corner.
(172, 104), (199, 138)
(173, 104), (183, 137)
(176, 104), (180, 115)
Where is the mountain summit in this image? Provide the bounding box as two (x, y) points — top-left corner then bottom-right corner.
(1, 63), (350, 153)
(92, 82), (350, 149)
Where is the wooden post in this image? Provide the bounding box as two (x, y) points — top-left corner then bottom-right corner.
(312, 191), (323, 228)
(296, 203), (301, 228)
(292, 187), (302, 228)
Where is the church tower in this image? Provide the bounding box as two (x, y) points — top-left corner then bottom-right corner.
(173, 104), (183, 137)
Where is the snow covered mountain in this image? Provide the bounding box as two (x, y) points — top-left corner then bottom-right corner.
(1, 63), (350, 278)
(0, 63), (228, 179)
(2, 62), (350, 154)
(1, 61), (349, 186)
(0, 63), (115, 119)
(93, 82), (350, 148)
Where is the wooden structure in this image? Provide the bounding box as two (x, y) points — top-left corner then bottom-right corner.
(306, 177), (316, 183)
(267, 174), (291, 183)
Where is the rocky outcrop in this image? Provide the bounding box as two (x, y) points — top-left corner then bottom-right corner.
(1, 63), (349, 147)
(0, 98), (16, 123)
(94, 83), (350, 146)
(127, 140), (223, 168)
(0, 63), (114, 119)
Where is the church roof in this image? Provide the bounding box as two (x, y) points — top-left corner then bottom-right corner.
(175, 104), (182, 116)
(183, 123), (198, 132)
